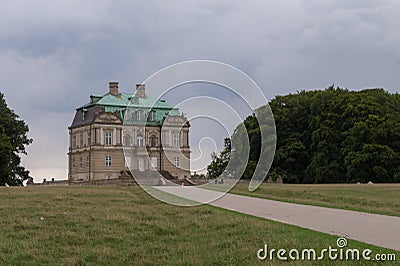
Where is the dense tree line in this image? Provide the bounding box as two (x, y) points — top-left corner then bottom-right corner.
(208, 87), (400, 183)
(0, 93), (32, 186)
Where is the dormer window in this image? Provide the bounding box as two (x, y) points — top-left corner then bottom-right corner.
(137, 110), (143, 121)
(149, 110), (156, 121)
(130, 96), (139, 104)
(82, 108), (87, 121)
(133, 110), (143, 121)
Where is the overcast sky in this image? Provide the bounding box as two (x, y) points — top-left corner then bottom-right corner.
(1, 0), (399, 181)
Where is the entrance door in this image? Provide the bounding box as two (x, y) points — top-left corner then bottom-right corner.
(138, 157), (144, 172)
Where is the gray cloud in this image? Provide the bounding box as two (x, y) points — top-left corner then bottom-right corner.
(0, 0), (399, 180)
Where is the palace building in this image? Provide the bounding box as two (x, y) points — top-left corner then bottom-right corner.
(68, 82), (190, 183)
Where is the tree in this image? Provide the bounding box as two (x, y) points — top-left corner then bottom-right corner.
(0, 128), (13, 182)
(209, 86), (400, 184)
(206, 138), (231, 178)
(345, 144), (399, 183)
(0, 92), (32, 185)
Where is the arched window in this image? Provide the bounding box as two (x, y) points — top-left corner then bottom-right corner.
(136, 135), (144, 147)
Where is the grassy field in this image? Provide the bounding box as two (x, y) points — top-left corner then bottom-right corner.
(0, 185), (399, 265)
(228, 183), (400, 217)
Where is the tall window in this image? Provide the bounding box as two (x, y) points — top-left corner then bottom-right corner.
(72, 158), (75, 168)
(150, 135), (157, 147)
(174, 157), (180, 167)
(105, 156), (112, 167)
(105, 132), (112, 145)
(87, 132), (91, 145)
(136, 135), (144, 147)
(124, 135), (132, 146)
(80, 133), (83, 147)
(173, 133), (180, 147)
(149, 110), (155, 121)
(72, 135), (76, 148)
(86, 155), (90, 167)
(79, 156), (83, 168)
(136, 110), (143, 121)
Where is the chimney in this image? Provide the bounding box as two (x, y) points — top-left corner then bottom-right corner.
(109, 81), (119, 95)
(135, 84), (146, 98)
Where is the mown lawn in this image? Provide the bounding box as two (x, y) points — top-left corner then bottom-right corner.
(229, 183), (400, 217)
(0, 185), (398, 265)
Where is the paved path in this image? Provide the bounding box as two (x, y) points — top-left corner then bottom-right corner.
(155, 186), (400, 251)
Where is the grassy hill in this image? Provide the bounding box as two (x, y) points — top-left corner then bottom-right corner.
(0, 185), (398, 265)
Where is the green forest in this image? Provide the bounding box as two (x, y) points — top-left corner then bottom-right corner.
(208, 86), (400, 183)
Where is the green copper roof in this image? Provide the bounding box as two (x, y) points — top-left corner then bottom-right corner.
(78, 92), (180, 125)
(97, 93), (131, 107)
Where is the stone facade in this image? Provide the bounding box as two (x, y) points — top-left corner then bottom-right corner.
(68, 82), (190, 182)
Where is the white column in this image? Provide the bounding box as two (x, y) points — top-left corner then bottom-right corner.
(113, 128), (117, 145)
(100, 128), (104, 145)
(180, 130), (183, 147)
